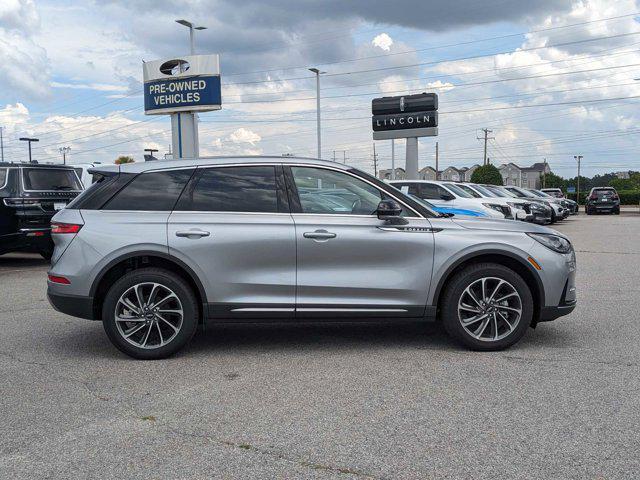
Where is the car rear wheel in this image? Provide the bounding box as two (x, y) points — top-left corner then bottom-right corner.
(102, 268), (199, 359)
(441, 263), (533, 351)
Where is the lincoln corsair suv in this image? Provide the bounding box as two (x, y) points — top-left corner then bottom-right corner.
(47, 157), (576, 359)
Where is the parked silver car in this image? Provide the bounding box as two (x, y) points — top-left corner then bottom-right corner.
(47, 157), (576, 359)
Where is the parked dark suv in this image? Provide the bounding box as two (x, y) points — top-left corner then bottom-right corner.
(585, 187), (620, 215)
(0, 163), (83, 259)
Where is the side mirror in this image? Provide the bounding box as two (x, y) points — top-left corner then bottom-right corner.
(376, 199), (402, 220)
(440, 193), (455, 201)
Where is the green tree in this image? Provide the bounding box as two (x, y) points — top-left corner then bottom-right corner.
(115, 155), (135, 165)
(542, 171), (566, 189)
(470, 164), (503, 185)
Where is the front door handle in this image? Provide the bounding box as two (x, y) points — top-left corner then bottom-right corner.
(176, 229), (210, 239)
(303, 230), (337, 240)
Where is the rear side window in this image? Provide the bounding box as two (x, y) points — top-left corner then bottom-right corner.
(22, 168), (82, 191)
(103, 169), (194, 211)
(176, 166), (279, 213)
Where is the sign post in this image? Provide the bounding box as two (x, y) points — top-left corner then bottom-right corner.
(372, 93), (438, 179)
(143, 54), (221, 159)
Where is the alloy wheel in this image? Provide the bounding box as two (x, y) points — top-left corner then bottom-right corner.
(114, 282), (184, 349)
(457, 277), (522, 342)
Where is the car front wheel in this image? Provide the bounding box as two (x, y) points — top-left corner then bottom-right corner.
(102, 268), (199, 359)
(441, 263), (533, 351)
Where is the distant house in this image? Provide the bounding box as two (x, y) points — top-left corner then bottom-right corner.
(378, 167), (406, 180)
(615, 171), (631, 179)
(498, 162), (550, 189)
(419, 166), (437, 180)
(441, 166), (463, 182)
(464, 164), (481, 182)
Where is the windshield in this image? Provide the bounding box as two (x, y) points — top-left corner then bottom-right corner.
(527, 189), (547, 198)
(456, 184), (483, 198)
(484, 185), (511, 197)
(22, 168), (82, 191)
(505, 187), (532, 198)
(472, 184), (498, 197)
(444, 183), (473, 198)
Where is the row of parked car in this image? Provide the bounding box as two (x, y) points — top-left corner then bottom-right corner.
(386, 179), (578, 225)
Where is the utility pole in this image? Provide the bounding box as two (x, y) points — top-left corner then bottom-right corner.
(343, 150), (347, 164)
(58, 146), (71, 165)
(542, 158), (547, 188)
(309, 67), (325, 159)
(19, 137), (39, 163)
(0, 127), (4, 163)
(477, 128), (494, 166)
(574, 155), (583, 204)
(435, 141), (439, 180)
(372, 143), (379, 177)
(391, 139), (395, 179)
(333, 150), (336, 162)
(144, 148), (159, 161)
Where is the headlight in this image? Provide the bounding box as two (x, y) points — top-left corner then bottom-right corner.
(529, 202), (545, 211)
(527, 233), (572, 254)
(507, 202), (524, 209)
(482, 203), (503, 212)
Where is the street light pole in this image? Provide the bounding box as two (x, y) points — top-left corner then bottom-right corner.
(58, 146), (71, 165)
(175, 19), (207, 55)
(574, 155), (583, 204)
(309, 67), (325, 159)
(19, 137), (39, 163)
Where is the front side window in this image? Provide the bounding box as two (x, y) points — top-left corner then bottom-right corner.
(103, 169), (194, 211)
(22, 168), (82, 191)
(176, 166), (279, 213)
(291, 167), (386, 215)
(419, 183), (450, 200)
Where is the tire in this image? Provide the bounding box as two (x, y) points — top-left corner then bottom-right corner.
(614, 208), (620, 215)
(585, 206), (591, 215)
(440, 263), (534, 351)
(102, 267), (199, 359)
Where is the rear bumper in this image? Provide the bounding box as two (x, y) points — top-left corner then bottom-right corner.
(47, 289), (95, 320)
(0, 229), (52, 254)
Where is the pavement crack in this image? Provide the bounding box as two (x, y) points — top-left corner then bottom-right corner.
(0, 351), (111, 402)
(165, 426), (387, 479)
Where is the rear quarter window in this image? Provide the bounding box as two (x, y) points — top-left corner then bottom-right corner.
(0, 168), (6, 188)
(103, 169), (194, 211)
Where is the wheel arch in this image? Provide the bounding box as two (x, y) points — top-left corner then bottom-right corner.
(431, 250), (544, 323)
(90, 251), (207, 321)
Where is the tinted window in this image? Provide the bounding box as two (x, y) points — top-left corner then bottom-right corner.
(417, 183), (448, 200)
(177, 166), (279, 213)
(22, 168), (82, 191)
(444, 183), (474, 198)
(104, 169), (194, 211)
(291, 167), (386, 215)
(0, 169), (6, 188)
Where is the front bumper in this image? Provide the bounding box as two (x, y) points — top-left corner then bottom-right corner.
(47, 289), (95, 320)
(540, 302), (576, 321)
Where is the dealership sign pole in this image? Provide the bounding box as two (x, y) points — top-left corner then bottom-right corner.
(372, 93), (438, 179)
(143, 54), (221, 159)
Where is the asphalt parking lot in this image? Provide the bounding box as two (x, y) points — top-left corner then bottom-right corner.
(1, 214), (639, 479)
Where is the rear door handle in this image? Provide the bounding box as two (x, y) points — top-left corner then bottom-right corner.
(176, 229), (210, 238)
(303, 230), (336, 240)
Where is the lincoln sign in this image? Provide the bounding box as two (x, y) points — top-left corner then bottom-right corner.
(372, 93), (438, 140)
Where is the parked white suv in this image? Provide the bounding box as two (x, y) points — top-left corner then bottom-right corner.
(389, 180), (509, 219)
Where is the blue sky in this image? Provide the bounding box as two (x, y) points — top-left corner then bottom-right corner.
(1, 0), (639, 177)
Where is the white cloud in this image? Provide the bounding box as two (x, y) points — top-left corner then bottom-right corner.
(372, 33), (393, 51)
(229, 127), (262, 145)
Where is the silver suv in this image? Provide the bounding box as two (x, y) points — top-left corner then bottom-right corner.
(47, 157), (576, 359)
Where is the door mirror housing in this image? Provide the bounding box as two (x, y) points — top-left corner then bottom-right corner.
(376, 199), (402, 220)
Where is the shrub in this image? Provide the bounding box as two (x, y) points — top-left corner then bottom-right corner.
(470, 164), (503, 185)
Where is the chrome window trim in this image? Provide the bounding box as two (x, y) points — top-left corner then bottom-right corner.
(0, 168), (8, 189)
(171, 210), (291, 216)
(19, 166), (84, 193)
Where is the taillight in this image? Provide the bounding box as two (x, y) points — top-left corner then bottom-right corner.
(48, 275), (71, 285)
(51, 222), (82, 234)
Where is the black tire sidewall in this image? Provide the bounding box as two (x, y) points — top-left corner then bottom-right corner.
(102, 268), (199, 359)
(441, 263), (534, 351)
